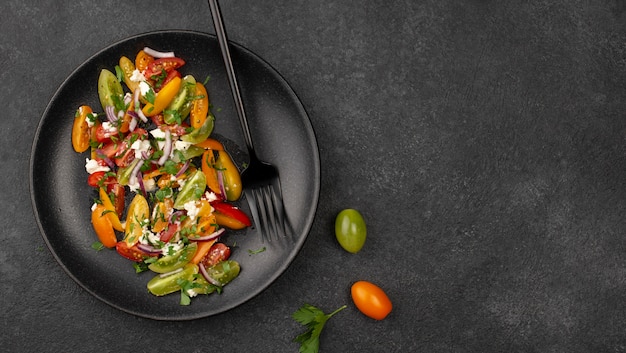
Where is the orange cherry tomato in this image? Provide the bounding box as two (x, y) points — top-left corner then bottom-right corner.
(201, 150), (221, 196)
(190, 81), (209, 128)
(215, 150), (242, 201)
(72, 105), (92, 152)
(190, 239), (217, 264)
(351, 280), (392, 320)
(194, 137), (224, 151)
(135, 49), (154, 73)
(91, 204), (117, 248)
(142, 76), (182, 117)
(151, 198), (173, 234)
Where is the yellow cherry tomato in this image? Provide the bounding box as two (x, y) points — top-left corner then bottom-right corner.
(142, 76), (182, 117)
(71, 105), (92, 153)
(124, 194), (150, 247)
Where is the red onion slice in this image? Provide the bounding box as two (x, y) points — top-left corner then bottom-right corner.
(190, 228), (225, 242)
(105, 105), (118, 122)
(217, 170), (227, 198)
(132, 90), (148, 123)
(157, 129), (172, 165)
(198, 262), (222, 287)
(175, 160), (190, 178)
(137, 171), (147, 198)
(137, 243), (161, 256)
(143, 46), (175, 58)
(128, 116), (138, 132)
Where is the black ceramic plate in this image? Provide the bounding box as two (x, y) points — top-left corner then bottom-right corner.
(30, 30), (319, 320)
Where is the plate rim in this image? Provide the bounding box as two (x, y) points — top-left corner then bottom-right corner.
(29, 29), (320, 320)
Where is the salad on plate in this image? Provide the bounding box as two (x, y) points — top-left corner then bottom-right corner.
(71, 46), (252, 305)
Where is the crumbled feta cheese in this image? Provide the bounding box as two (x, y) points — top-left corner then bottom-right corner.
(186, 289), (199, 298)
(131, 139), (151, 159)
(150, 128), (166, 150)
(101, 121), (118, 138)
(143, 178), (156, 192)
(85, 112), (97, 128)
(91, 203), (98, 212)
(130, 69), (146, 82)
(184, 201), (200, 220)
(163, 241), (184, 255)
(139, 225), (160, 246)
(85, 158), (110, 174)
(205, 191), (219, 202)
(150, 128), (166, 139)
(174, 140), (193, 152)
(139, 81), (151, 96)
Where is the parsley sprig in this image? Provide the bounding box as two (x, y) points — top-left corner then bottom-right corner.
(292, 303), (346, 353)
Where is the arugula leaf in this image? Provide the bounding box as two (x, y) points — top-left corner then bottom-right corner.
(292, 304), (346, 353)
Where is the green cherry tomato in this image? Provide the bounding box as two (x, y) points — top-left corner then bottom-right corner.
(97, 69), (124, 112)
(147, 263), (198, 296)
(335, 209), (367, 253)
(181, 113), (215, 144)
(164, 75), (196, 124)
(205, 260), (241, 286)
(148, 242), (198, 274)
(173, 169), (206, 209)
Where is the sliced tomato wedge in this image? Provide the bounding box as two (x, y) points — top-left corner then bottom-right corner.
(200, 242), (231, 268)
(159, 223), (179, 243)
(115, 241), (151, 262)
(211, 202), (252, 229)
(144, 57), (185, 80)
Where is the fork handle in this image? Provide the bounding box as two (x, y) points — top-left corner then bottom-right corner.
(208, 0), (255, 153)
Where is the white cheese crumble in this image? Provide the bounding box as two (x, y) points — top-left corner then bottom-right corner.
(131, 139), (151, 159)
(205, 191), (219, 202)
(174, 140), (193, 152)
(101, 121), (118, 138)
(139, 225), (160, 246)
(130, 69), (146, 82)
(85, 112), (97, 128)
(85, 158), (110, 174)
(184, 201), (200, 220)
(150, 128), (166, 150)
(139, 81), (152, 96)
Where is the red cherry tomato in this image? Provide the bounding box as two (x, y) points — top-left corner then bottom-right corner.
(159, 223), (179, 243)
(143, 57), (185, 82)
(87, 171), (107, 188)
(351, 280), (392, 320)
(201, 242), (231, 268)
(210, 202), (251, 229)
(115, 241), (151, 262)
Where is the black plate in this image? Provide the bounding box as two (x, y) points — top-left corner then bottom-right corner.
(29, 30), (319, 320)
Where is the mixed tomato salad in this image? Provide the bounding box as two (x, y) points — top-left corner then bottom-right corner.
(71, 46), (252, 305)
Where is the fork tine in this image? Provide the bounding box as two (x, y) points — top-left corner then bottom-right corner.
(244, 189), (263, 241)
(268, 183), (289, 239)
(255, 187), (274, 242)
(260, 186), (278, 241)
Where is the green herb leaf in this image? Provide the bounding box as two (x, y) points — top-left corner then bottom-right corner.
(145, 87), (156, 104)
(133, 261), (149, 273)
(248, 246), (266, 255)
(114, 65), (125, 85)
(91, 242), (105, 251)
(292, 304), (346, 353)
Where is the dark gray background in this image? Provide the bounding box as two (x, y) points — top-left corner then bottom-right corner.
(3, 0), (626, 352)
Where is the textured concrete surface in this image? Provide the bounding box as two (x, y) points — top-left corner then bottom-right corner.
(3, 0), (626, 352)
